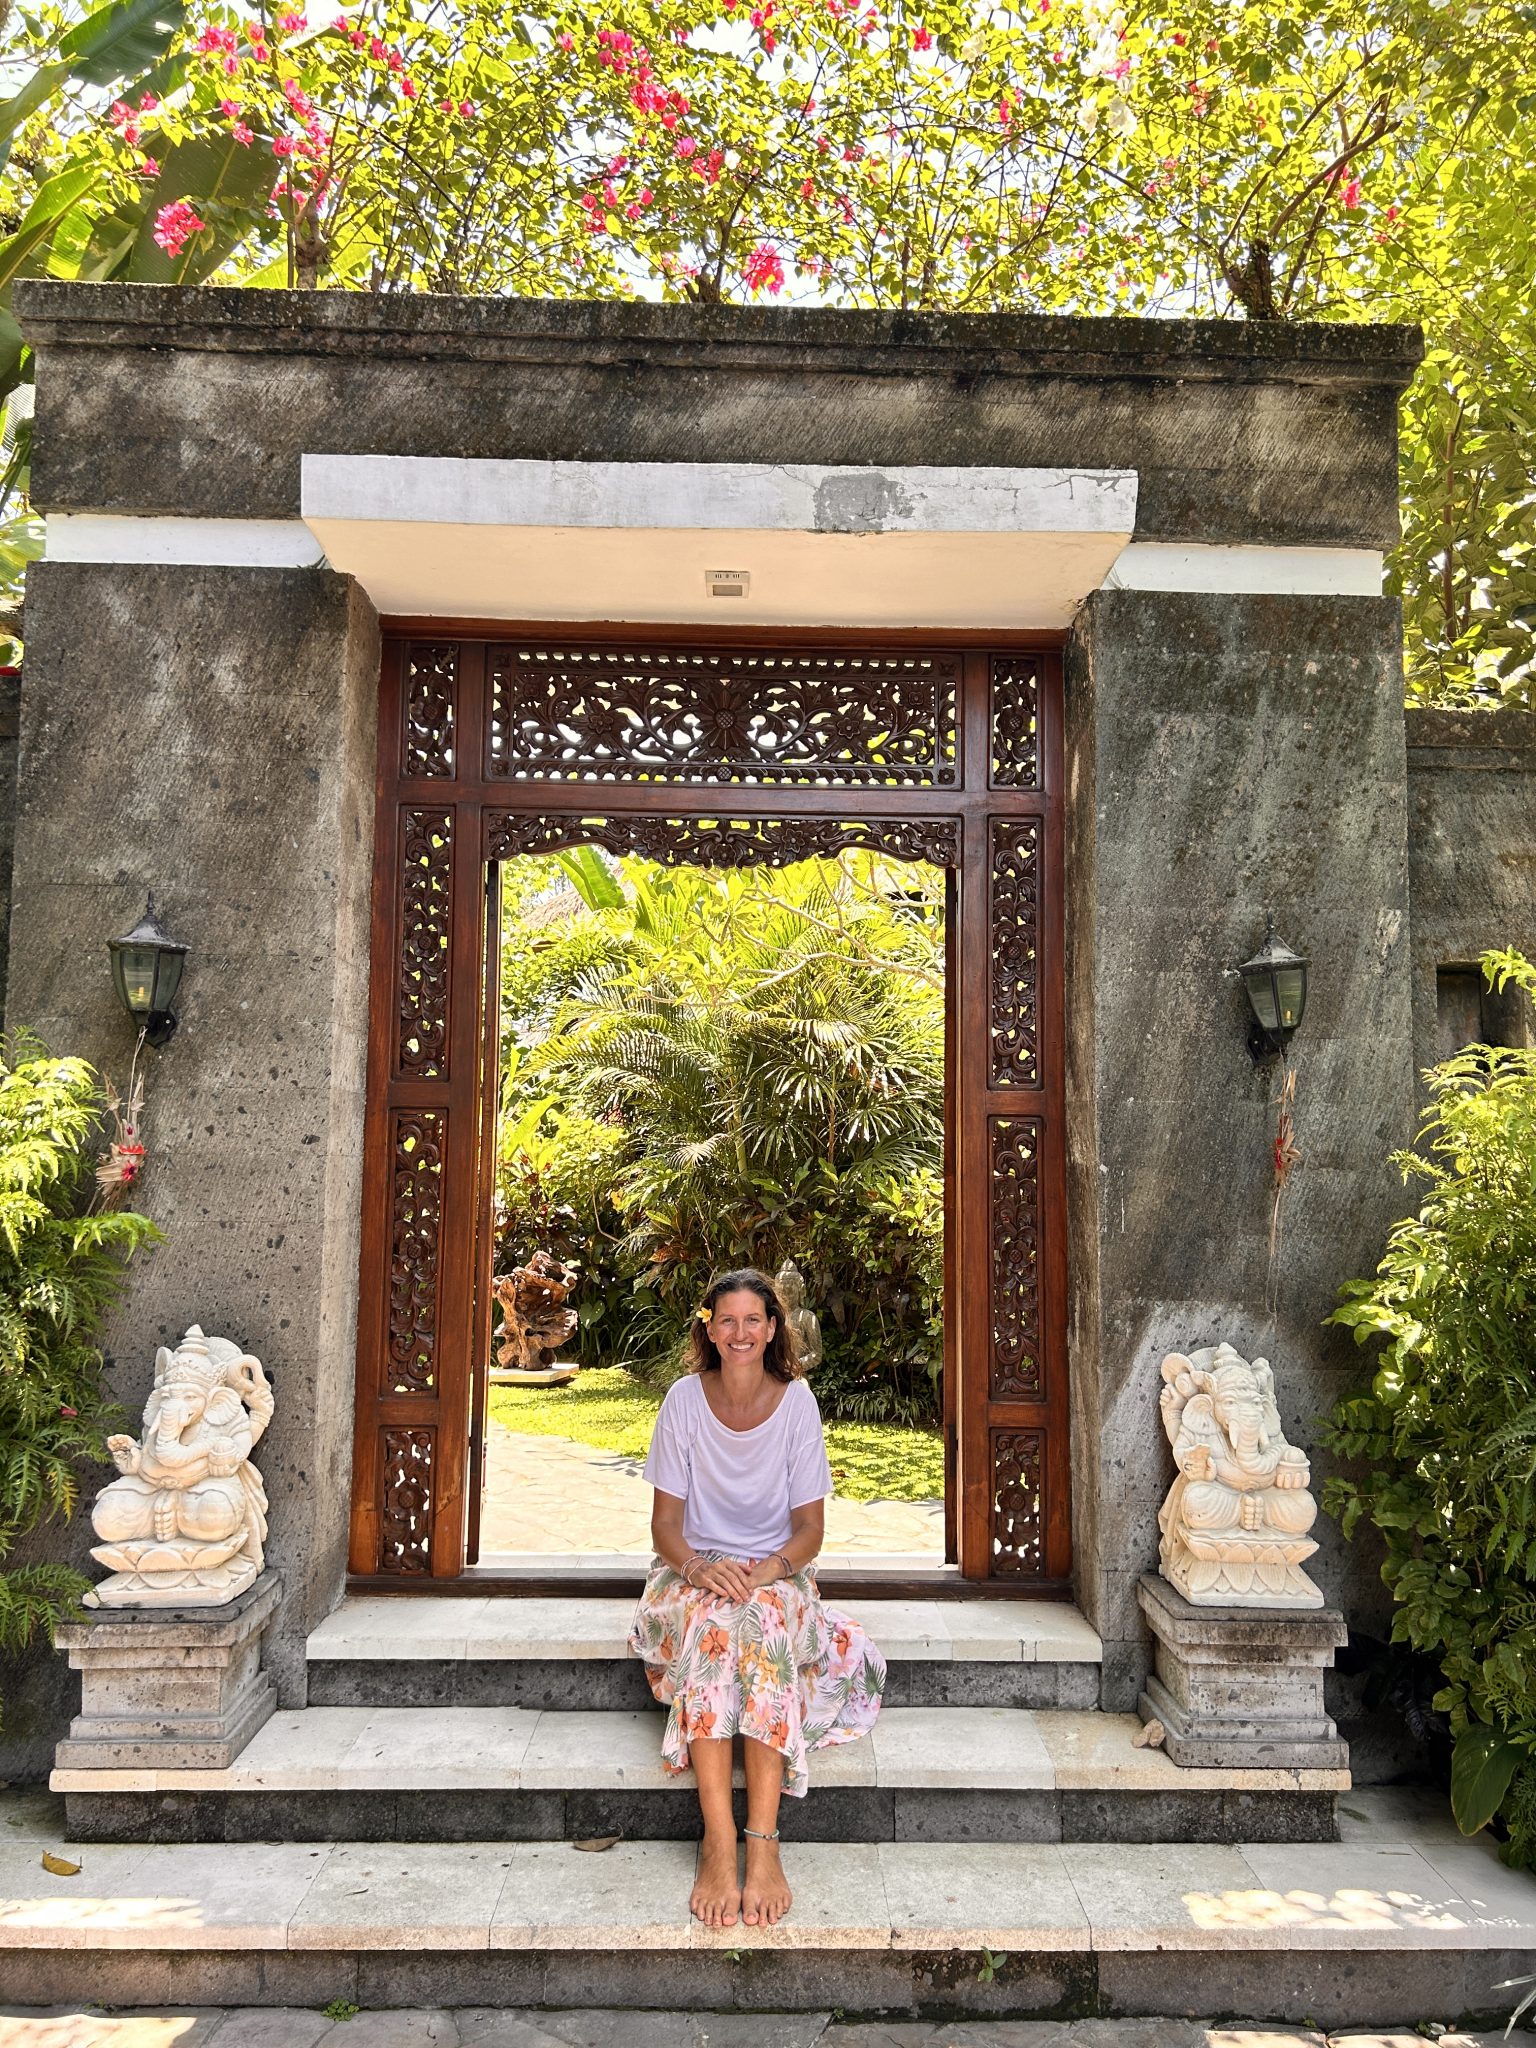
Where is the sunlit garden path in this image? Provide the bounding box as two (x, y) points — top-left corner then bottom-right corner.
(482, 1371), (944, 1559)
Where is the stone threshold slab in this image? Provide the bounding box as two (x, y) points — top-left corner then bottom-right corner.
(50, 1709), (1342, 1799)
(1, 1813), (1532, 1957)
(304, 1596), (1103, 1665)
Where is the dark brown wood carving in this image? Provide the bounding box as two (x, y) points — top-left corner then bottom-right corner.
(388, 1111), (445, 1394)
(989, 656), (1041, 790)
(990, 1428), (1045, 1576)
(989, 1118), (1042, 1401)
(402, 644), (458, 779)
(485, 644), (959, 786)
(397, 809), (453, 1080)
(351, 634), (1069, 1586)
(380, 1426), (435, 1574)
(988, 819), (1040, 1088)
(485, 811), (961, 871)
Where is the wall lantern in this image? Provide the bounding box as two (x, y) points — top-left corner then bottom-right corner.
(1232, 914), (1308, 1064)
(108, 896), (189, 1048)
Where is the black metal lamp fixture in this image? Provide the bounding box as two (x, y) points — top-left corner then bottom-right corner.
(108, 896), (189, 1048)
(1232, 914), (1309, 1064)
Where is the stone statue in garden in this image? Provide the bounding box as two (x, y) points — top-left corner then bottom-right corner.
(774, 1260), (822, 1373)
(1156, 1342), (1323, 1608)
(87, 1324), (274, 1608)
(493, 1251), (580, 1381)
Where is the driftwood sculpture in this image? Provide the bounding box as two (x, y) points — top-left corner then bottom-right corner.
(493, 1252), (580, 1383)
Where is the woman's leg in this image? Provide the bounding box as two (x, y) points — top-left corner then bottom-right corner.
(689, 1737), (741, 1927)
(740, 1737), (792, 1925)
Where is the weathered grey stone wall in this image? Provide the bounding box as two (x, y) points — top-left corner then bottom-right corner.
(1405, 707), (1536, 1075)
(15, 286), (1417, 549)
(1064, 591), (1416, 1707)
(1, 561), (377, 1778)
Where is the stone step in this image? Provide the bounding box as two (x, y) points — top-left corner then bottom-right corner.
(304, 1595), (1106, 1711)
(0, 1788), (1526, 2026)
(52, 1706), (1344, 1845)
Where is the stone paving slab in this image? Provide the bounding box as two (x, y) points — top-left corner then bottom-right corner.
(6, 1791), (1533, 1955)
(0, 2015), (1521, 2048)
(303, 1600), (1104, 1668)
(49, 1709), (1341, 1799)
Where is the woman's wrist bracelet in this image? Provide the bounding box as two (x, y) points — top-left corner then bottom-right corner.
(773, 1550), (793, 1579)
(681, 1553), (703, 1584)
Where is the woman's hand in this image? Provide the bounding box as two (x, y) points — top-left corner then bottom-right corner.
(690, 1556), (755, 1602)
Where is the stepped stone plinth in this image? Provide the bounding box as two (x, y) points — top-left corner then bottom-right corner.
(53, 1569), (280, 1772)
(1137, 1571), (1348, 1771)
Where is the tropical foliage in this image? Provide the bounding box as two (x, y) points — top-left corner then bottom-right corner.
(0, 1037), (159, 1669)
(0, 0), (1534, 693)
(496, 849), (945, 1422)
(1321, 950), (1536, 1864)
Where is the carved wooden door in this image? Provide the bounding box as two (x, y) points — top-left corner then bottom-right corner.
(348, 634), (1068, 1586)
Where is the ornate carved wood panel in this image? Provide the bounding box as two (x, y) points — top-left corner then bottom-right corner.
(484, 811), (961, 871)
(350, 634), (1069, 1586)
(485, 644), (959, 786)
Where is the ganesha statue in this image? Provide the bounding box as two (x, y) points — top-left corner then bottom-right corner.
(86, 1324), (274, 1608)
(1156, 1342), (1323, 1608)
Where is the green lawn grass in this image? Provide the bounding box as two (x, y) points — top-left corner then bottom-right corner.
(488, 1366), (943, 1503)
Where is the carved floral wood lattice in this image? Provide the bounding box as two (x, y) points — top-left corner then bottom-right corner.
(485, 644), (960, 786)
(387, 1111), (444, 1394)
(352, 636), (1066, 1583)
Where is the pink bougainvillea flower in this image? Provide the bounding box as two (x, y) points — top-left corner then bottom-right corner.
(401, 76), (418, 97)
(1172, 29), (1187, 43)
(272, 134), (296, 157)
(557, 30), (573, 47)
(153, 199), (207, 256)
(743, 241), (785, 294)
(279, 11), (307, 29)
(912, 24), (932, 47)
(1342, 177), (1362, 208)
(136, 157), (160, 177)
(458, 100), (475, 117)
(232, 121), (253, 146)
(675, 135), (697, 157)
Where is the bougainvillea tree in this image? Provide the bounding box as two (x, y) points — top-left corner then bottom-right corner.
(2, 0), (1533, 697)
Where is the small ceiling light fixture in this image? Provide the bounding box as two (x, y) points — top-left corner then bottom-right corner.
(108, 895), (189, 1048)
(1231, 914), (1309, 1064)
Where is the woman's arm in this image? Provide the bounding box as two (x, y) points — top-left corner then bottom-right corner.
(651, 1488), (754, 1601)
(748, 1498), (824, 1589)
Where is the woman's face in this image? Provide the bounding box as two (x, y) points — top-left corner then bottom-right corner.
(709, 1289), (776, 1370)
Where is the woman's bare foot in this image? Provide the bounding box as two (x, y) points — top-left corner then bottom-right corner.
(690, 1828), (741, 1928)
(741, 1834), (792, 1925)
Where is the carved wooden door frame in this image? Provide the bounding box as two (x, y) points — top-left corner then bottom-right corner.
(348, 629), (1068, 1588)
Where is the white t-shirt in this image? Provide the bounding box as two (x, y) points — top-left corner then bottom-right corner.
(643, 1373), (833, 1557)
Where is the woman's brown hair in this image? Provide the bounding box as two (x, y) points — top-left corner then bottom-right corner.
(686, 1268), (802, 1384)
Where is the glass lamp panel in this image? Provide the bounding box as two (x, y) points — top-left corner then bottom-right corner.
(116, 945), (159, 1014)
(1274, 963), (1307, 1031)
(1244, 969), (1281, 1033)
(151, 948), (186, 1015)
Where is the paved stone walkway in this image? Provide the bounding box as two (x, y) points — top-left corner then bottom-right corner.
(0, 2018), (1512, 2047)
(481, 1425), (944, 1559)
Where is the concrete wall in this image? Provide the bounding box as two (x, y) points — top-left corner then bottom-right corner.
(1, 561), (377, 1777)
(6, 284), (1426, 1765)
(1064, 592), (1416, 1704)
(1405, 707), (1536, 1076)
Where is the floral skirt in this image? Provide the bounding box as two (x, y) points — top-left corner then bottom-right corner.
(628, 1554), (886, 1798)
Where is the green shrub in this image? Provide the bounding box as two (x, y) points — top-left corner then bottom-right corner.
(0, 1038), (159, 1664)
(1320, 949), (1536, 1861)
(495, 852), (946, 1423)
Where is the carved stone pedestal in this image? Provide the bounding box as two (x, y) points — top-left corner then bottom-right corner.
(54, 1571), (280, 1771)
(1137, 1573), (1349, 1771)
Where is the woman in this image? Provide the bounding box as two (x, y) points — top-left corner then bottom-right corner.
(628, 1268), (886, 1930)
